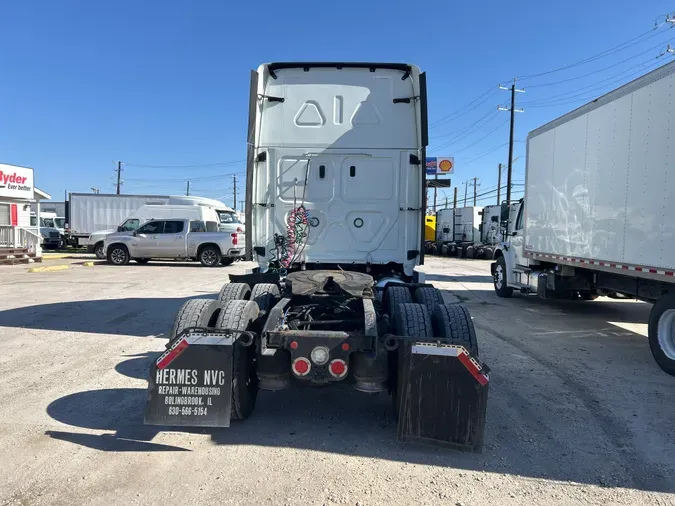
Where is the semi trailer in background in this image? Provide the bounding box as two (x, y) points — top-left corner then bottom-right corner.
(492, 60), (675, 376)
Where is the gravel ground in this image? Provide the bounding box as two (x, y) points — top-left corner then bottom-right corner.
(1, 257), (674, 506)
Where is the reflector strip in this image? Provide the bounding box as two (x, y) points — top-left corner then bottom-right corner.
(457, 352), (489, 386)
(157, 338), (189, 370)
(156, 330), (239, 369)
(412, 343), (489, 385)
(525, 252), (674, 277)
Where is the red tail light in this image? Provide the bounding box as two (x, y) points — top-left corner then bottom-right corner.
(231, 233), (238, 246)
(329, 359), (347, 378)
(292, 357), (311, 377)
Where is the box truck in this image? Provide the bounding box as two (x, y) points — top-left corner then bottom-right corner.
(491, 61), (675, 375)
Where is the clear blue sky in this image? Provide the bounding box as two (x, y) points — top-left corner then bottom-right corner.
(1, 0), (674, 207)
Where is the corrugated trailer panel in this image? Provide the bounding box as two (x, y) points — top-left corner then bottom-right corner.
(525, 61), (675, 271)
(69, 194), (170, 234)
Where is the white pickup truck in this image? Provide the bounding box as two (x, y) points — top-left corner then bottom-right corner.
(104, 219), (243, 267)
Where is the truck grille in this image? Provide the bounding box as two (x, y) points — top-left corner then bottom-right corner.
(49, 232), (60, 239)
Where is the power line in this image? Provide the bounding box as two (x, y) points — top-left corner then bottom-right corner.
(124, 170), (245, 183)
(521, 56), (666, 106)
(431, 111), (501, 151)
(524, 59), (668, 108)
(429, 86), (499, 128)
(446, 118), (510, 157)
(123, 160), (245, 169)
(461, 142), (509, 166)
(525, 37), (674, 88)
(516, 25), (666, 81)
(430, 109), (499, 140)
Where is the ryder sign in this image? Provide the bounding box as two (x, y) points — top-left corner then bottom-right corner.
(0, 164), (34, 199)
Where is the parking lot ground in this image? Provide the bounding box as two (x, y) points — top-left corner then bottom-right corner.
(1, 257), (674, 505)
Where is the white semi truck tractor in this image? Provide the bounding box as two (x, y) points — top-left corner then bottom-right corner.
(491, 61), (675, 376)
(144, 62), (490, 450)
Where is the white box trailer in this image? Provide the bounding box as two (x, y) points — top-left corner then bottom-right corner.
(68, 193), (171, 246)
(492, 60), (675, 375)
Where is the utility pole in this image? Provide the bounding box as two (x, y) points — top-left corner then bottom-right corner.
(453, 187), (457, 209)
(499, 80), (524, 204)
(463, 181), (469, 207)
(497, 163), (502, 205)
(115, 161), (123, 195)
(186, 180), (190, 196)
(232, 175), (237, 210)
(472, 177), (479, 206)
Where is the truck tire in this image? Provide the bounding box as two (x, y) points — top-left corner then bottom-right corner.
(107, 244), (130, 265)
(94, 242), (106, 259)
(169, 299), (221, 342)
(391, 303), (433, 420)
(215, 300), (260, 420)
(413, 286), (444, 310)
(431, 303), (478, 356)
(199, 245), (221, 267)
(384, 286), (412, 317)
(394, 303), (433, 338)
(648, 293), (675, 376)
(484, 248), (494, 261)
(218, 283), (251, 303)
(250, 283), (280, 313)
(493, 255), (513, 298)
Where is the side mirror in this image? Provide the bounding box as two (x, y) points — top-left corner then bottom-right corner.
(132, 230), (138, 237)
(117, 226), (123, 232)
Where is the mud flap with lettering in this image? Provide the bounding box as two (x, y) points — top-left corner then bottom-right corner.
(396, 342), (489, 452)
(144, 329), (235, 427)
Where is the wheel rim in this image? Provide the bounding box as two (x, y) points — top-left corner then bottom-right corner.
(95, 246), (104, 258)
(657, 309), (675, 360)
(202, 249), (217, 265)
(111, 248), (126, 264)
(495, 265), (504, 289)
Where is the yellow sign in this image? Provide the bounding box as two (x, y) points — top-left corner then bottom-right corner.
(439, 158), (453, 173)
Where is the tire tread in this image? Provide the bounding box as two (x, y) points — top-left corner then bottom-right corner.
(431, 303), (478, 356)
(216, 300), (260, 420)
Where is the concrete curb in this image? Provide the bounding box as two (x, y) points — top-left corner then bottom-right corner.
(42, 254), (72, 260)
(28, 264), (70, 273)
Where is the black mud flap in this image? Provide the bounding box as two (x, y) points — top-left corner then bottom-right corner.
(396, 342), (489, 452)
(144, 329), (236, 428)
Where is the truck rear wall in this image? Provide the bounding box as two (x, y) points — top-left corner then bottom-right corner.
(69, 194), (170, 234)
(525, 61), (675, 272)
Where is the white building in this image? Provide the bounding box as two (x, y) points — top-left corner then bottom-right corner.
(0, 163), (51, 264)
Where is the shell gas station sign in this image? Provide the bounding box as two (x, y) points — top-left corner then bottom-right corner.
(426, 157), (454, 175)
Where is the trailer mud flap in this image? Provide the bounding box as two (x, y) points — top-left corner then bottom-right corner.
(144, 329), (236, 427)
(396, 342), (489, 452)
